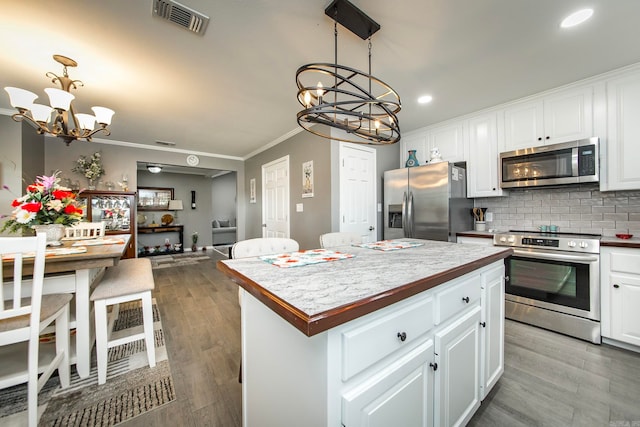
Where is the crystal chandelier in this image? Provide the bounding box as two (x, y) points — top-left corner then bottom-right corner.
(296, 0), (401, 145)
(4, 55), (114, 145)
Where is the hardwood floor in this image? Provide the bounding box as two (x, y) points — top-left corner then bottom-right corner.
(121, 251), (640, 426)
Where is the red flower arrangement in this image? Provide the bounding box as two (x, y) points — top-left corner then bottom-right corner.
(1, 171), (83, 234)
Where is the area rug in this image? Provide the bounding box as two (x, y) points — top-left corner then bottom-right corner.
(0, 299), (175, 427)
(149, 250), (213, 269)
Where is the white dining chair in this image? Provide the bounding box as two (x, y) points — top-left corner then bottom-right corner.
(64, 221), (106, 239)
(319, 231), (362, 248)
(0, 233), (71, 427)
(230, 237), (299, 383)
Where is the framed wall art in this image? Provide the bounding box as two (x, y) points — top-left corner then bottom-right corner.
(249, 178), (256, 203)
(302, 160), (314, 198)
(137, 187), (174, 210)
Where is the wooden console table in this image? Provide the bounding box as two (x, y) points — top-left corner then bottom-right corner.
(138, 225), (184, 256)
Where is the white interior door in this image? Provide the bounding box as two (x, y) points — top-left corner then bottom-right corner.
(339, 143), (376, 243)
(262, 156), (290, 238)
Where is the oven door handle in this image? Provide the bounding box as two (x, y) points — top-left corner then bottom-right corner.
(512, 249), (599, 263)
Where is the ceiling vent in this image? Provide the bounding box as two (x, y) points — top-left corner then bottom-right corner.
(152, 0), (209, 35)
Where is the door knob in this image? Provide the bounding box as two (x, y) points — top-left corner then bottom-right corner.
(369, 226), (375, 231)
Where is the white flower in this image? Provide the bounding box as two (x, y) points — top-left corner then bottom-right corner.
(15, 209), (36, 224)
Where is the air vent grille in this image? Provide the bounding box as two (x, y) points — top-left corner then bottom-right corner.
(152, 0), (209, 35)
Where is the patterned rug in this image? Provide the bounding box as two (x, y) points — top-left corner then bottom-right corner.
(0, 300), (175, 426)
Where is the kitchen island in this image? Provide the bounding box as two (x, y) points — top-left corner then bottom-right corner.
(218, 239), (512, 427)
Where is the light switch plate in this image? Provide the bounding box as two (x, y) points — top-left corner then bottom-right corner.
(485, 212), (493, 222)
(296, 203), (303, 212)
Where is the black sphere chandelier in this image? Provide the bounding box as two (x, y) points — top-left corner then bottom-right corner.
(296, 0), (401, 145)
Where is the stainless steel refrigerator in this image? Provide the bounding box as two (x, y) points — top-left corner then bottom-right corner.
(383, 162), (473, 242)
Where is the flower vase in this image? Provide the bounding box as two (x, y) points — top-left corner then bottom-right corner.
(87, 178), (96, 190)
(32, 224), (65, 246)
(405, 150), (419, 168)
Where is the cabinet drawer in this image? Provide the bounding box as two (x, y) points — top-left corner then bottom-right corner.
(341, 296), (434, 381)
(435, 275), (481, 324)
(609, 251), (640, 275)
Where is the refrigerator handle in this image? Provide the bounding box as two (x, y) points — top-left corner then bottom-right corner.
(402, 191), (408, 237)
(408, 191), (415, 237)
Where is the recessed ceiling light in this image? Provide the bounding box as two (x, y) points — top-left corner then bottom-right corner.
(560, 8), (593, 28)
(418, 95), (433, 104)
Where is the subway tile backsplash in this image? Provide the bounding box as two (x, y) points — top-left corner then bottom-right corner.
(474, 184), (640, 237)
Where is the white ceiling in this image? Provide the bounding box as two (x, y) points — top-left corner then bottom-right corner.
(2, 0), (640, 159)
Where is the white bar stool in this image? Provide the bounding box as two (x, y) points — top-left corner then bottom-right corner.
(90, 258), (156, 385)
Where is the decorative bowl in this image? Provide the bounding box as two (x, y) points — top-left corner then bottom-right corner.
(616, 233), (633, 239)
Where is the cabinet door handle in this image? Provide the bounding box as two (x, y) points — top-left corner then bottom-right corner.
(397, 332), (407, 342)
(538, 137), (542, 141)
(613, 284), (620, 288)
(429, 362), (438, 371)
(480, 321), (486, 328)
(462, 296), (470, 303)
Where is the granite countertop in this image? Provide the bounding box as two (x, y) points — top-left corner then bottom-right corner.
(218, 239), (511, 336)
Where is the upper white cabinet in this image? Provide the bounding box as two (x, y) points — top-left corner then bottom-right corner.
(400, 121), (467, 168)
(426, 122), (466, 164)
(603, 69), (640, 191)
(466, 112), (506, 197)
(503, 86), (594, 151)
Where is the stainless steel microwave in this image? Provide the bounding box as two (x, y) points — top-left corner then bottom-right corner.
(499, 137), (599, 188)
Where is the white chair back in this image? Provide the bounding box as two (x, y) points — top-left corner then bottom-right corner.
(231, 237), (299, 259)
(0, 233), (47, 322)
(65, 221), (106, 239)
(319, 232), (362, 248)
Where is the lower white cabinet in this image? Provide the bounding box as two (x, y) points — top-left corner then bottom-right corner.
(434, 305), (482, 427)
(457, 236), (494, 246)
(480, 264), (505, 399)
(342, 339), (434, 427)
(601, 247), (640, 348)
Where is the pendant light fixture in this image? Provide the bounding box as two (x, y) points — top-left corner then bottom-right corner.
(4, 55), (114, 145)
(296, 0), (401, 145)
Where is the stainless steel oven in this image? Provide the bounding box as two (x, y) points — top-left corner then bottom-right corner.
(494, 231), (600, 343)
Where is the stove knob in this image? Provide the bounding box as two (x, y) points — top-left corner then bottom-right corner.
(507, 236), (516, 243)
(499, 236), (507, 243)
(580, 241), (589, 249)
(568, 241), (577, 248)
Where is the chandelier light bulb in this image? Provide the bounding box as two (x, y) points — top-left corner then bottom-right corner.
(304, 90), (312, 107)
(91, 106), (115, 126)
(75, 113), (96, 131)
(30, 104), (53, 123)
(316, 81), (325, 100)
(4, 87), (38, 111)
(45, 88), (75, 111)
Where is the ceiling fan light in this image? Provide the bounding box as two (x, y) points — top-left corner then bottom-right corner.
(30, 103), (53, 123)
(147, 164), (162, 174)
(4, 87), (38, 110)
(75, 113), (95, 130)
(92, 106), (115, 125)
(44, 87), (75, 111)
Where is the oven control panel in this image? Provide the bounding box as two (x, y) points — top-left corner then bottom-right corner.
(521, 237), (559, 247)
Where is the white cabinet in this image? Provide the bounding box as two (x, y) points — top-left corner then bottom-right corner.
(480, 264), (505, 399)
(466, 112), (506, 197)
(434, 305), (482, 427)
(503, 86), (593, 151)
(604, 70), (640, 190)
(401, 121), (466, 167)
(342, 339), (434, 427)
(426, 122), (466, 163)
(601, 247), (640, 348)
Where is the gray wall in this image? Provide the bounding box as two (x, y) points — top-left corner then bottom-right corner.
(244, 130), (331, 250)
(211, 172), (237, 222)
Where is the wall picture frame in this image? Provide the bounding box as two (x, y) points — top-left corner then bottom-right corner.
(302, 160), (314, 198)
(249, 178), (256, 203)
(137, 187), (174, 210)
